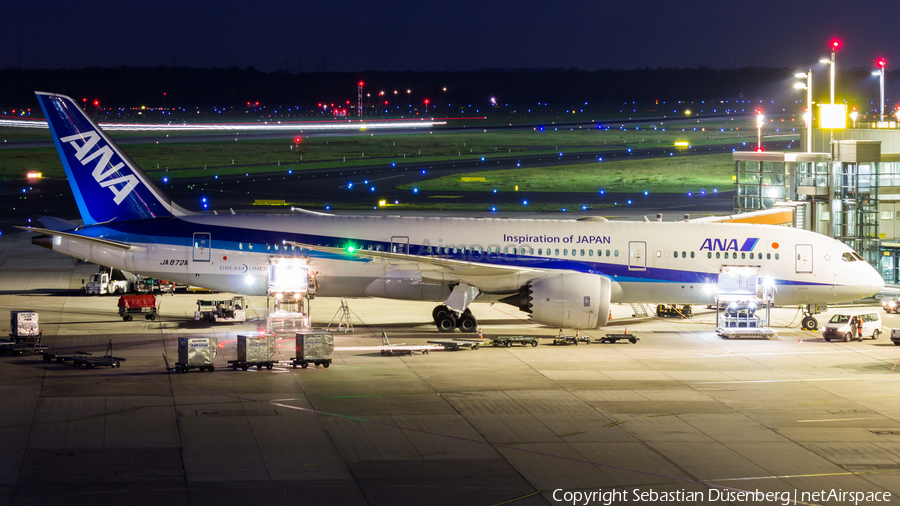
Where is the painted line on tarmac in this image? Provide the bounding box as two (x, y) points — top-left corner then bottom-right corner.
(796, 416), (885, 423)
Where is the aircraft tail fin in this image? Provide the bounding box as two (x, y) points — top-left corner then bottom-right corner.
(35, 92), (192, 225)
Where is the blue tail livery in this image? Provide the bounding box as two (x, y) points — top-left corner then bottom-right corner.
(35, 92), (191, 225)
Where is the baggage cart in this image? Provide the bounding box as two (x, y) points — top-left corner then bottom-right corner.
(597, 333), (639, 344)
(292, 331), (333, 368)
(552, 330), (590, 345)
(42, 350), (92, 364)
(170, 336), (218, 372)
(489, 336), (539, 347)
(0, 335), (48, 355)
(229, 334), (277, 370)
(71, 341), (125, 368)
(427, 338), (481, 351)
(9, 311), (40, 340)
(118, 295), (158, 321)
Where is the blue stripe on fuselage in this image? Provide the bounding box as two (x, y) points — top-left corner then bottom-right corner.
(71, 217), (830, 288)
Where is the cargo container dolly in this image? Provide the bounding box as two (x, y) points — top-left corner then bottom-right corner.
(292, 331), (334, 368)
(228, 334), (277, 370)
(165, 337), (218, 372)
(488, 336), (539, 347)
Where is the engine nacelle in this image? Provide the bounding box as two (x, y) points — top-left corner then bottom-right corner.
(501, 273), (612, 328)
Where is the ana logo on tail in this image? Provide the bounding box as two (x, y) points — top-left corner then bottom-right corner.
(59, 131), (141, 205)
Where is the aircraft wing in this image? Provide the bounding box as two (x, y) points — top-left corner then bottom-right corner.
(283, 240), (545, 277)
(16, 226), (145, 252)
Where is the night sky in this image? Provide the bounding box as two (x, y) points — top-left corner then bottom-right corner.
(3, 0), (895, 72)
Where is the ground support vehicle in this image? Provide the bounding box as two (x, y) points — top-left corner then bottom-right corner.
(292, 331), (333, 368)
(656, 304), (692, 318)
(118, 295), (158, 321)
(892, 328), (900, 346)
(427, 339), (481, 350)
(195, 297), (246, 322)
(596, 333), (638, 344)
(489, 336), (539, 347)
(85, 270), (132, 295)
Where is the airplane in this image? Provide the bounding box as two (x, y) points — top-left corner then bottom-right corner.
(22, 92), (884, 333)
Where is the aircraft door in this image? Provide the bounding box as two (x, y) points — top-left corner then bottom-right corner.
(628, 241), (646, 271)
(795, 244), (813, 273)
(193, 232), (211, 262)
(391, 236), (410, 254)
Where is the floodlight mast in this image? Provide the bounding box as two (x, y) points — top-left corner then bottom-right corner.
(756, 110), (764, 151)
(819, 39), (840, 105)
(794, 70), (812, 152)
(873, 59), (886, 122)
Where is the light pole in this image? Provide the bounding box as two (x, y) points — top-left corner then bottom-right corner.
(794, 70), (812, 152)
(819, 38), (841, 104)
(850, 110), (859, 128)
(756, 110), (764, 151)
(873, 58), (886, 122)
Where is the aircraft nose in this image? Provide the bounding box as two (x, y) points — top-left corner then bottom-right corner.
(865, 265), (885, 298)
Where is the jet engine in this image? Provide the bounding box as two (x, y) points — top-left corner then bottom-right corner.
(500, 273), (612, 328)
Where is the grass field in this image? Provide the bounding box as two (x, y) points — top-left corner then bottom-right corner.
(0, 117), (790, 181)
(400, 153), (735, 194)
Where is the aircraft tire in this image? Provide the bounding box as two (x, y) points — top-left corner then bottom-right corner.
(801, 316), (818, 330)
(435, 312), (456, 333)
(432, 305), (449, 322)
(457, 313), (477, 333)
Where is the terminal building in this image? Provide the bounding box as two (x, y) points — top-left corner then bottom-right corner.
(733, 124), (900, 284)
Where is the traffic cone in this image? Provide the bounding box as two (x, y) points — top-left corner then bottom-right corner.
(575, 329), (580, 339)
(608, 310), (613, 320)
(478, 327), (483, 339)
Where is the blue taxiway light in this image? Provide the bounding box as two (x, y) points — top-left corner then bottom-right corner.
(522, 200), (528, 205)
(413, 188), (418, 193)
(325, 206), (330, 210)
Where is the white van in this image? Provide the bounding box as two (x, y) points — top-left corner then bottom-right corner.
(821, 311), (882, 342)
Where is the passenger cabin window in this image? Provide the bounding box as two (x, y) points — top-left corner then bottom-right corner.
(580, 249), (585, 256)
(555, 249), (560, 256)
(775, 253), (779, 260)
(614, 250), (619, 257)
(239, 243), (243, 250)
(716, 252), (720, 259)
(741, 252), (745, 259)
(589, 250), (593, 257)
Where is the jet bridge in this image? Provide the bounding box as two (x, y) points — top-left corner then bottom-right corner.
(715, 265), (777, 339)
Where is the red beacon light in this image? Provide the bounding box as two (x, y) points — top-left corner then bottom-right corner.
(877, 58), (887, 68)
(294, 137), (301, 143)
(830, 38), (842, 50)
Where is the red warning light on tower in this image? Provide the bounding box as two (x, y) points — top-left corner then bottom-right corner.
(829, 38), (842, 51)
(877, 58), (887, 68)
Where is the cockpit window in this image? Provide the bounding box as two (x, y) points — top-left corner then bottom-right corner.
(852, 252), (865, 261)
(841, 252), (855, 262)
(829, 314), (851, 323)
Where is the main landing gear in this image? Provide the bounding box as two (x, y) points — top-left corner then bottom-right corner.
(432, 305), (477, 333)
